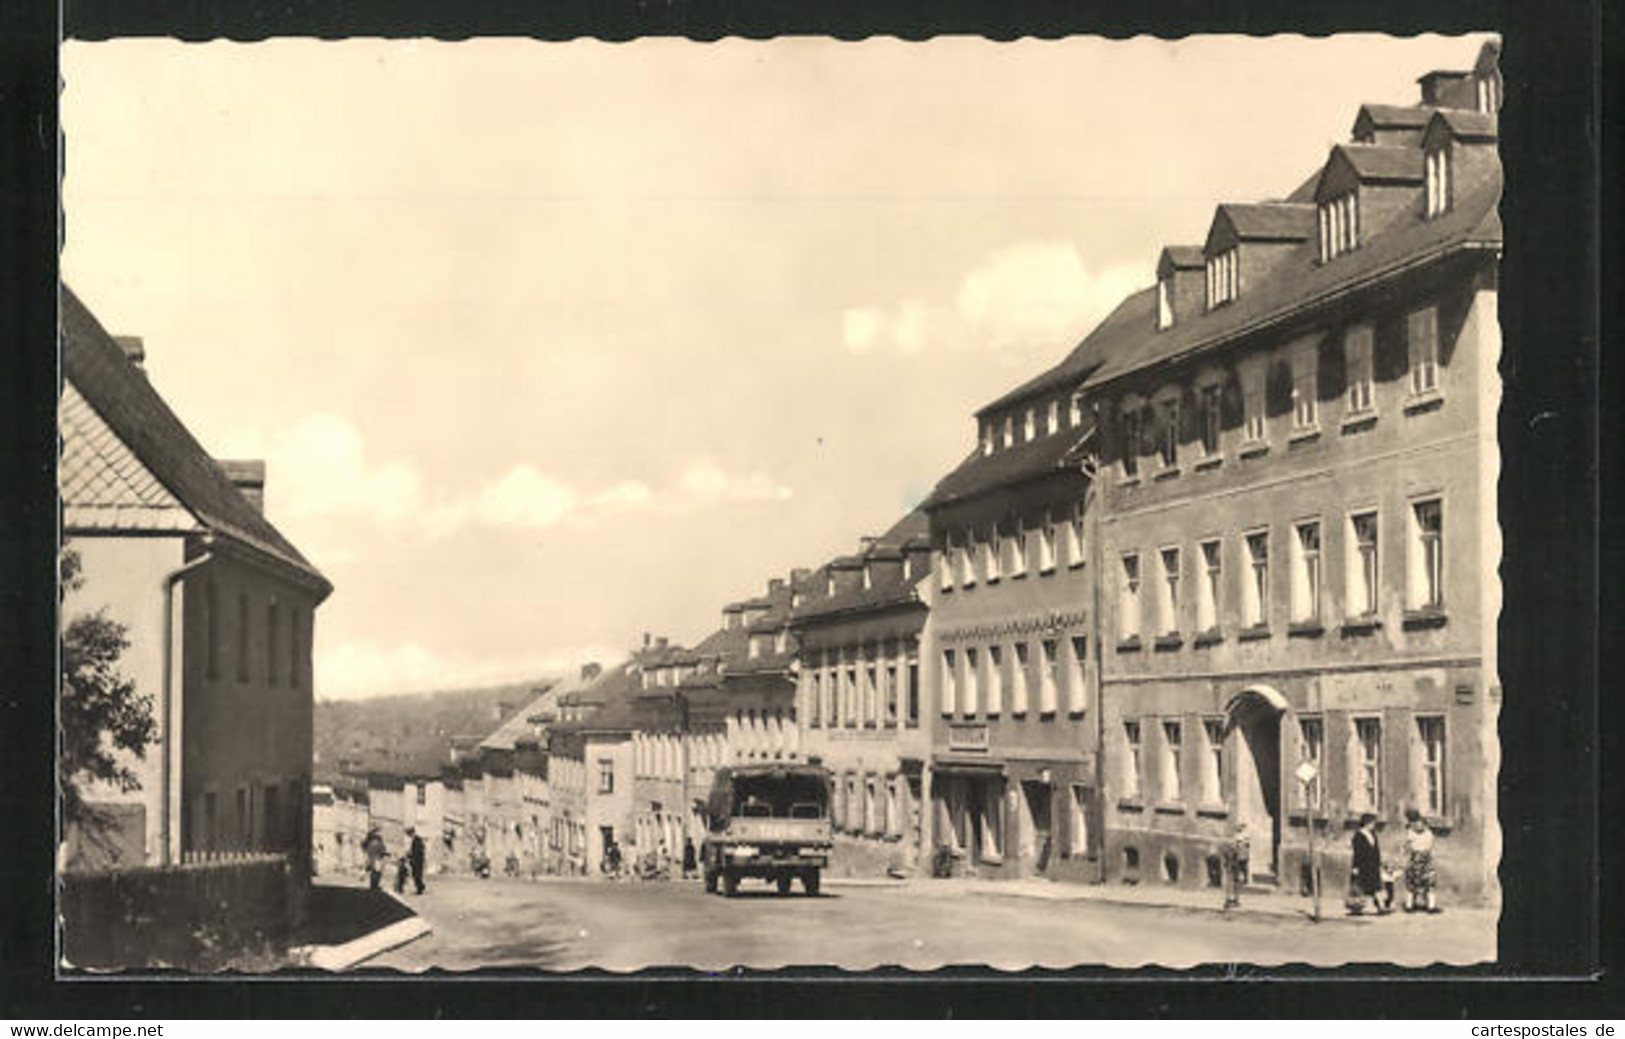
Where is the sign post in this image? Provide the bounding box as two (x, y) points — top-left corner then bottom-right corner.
(1294, 760), (1322, 922)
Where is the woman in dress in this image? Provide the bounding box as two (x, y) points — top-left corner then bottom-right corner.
(1402, 807), (1440, 913)
(1348, 813), (1387, 915)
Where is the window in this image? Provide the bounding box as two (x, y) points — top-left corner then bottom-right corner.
(962, 648), (980, 717)
(1069, 785), (1090, 856)
(1242, 366), (1267, 444)
(808, 672), (822, 728)
(937, 549), (952, 591)
(1066, 515), (1084, 568)
(1046, 399), (1059, 436)
(1409, 499), (1445, 610)
(1319, 191), (1360, 261)
(1243, 531), (1270, 628)
(205, 581), (220, 681)
(941, 650), (957, 716)
(1011, 642), (1031, 715)
(825, 664), (839, 727)
(1202, 718), (1225, 804)
(1199, 383), (1221, 456)
(1299, 718), (1324, 810)
(1006, 530), (1027, 578)
(1348, 511), (1380, 617)
(1039, 525), (1057, 573)
(1196, 539), (1222, 632)
(1408, 307), (1439, 397)
(1121, 407), (1142, 478)
(1024, 408), (1036, 442)
(980, 420), (994, 457)
(864, 664), (878, 725)
(1039, 639), (1060, 715)
(1206, 248), (1239, 307)
(1069, 394), (1084, 428)
(235, 592), (250, 683)
(1416, 716), (1446, 816)
(1345, 326), (1375, 415)
(1068, 635), (1088, 714)
(266, 603), (280, 686)
(1425, 147), (1452, 217)
(1157, 395), (1180, 468)
(1162, 721), (1183, 802)
(1119, 553), (1142, 641)
(985, 645), (1004, 716)
(982, 535), (1001, 583)
(1157, 277), (1174, 330)
(1352, 718), (1382, 812)
(1123, 721), (1143, 799)
(1291, 521), (1322, 624)
(1158, 547), (1182, 635)
(885, 663), (899, 725)
(845, 666), (858, 727)
(1002, 415), (1014, 449)
(957, 542), (975, 588)
(1291, 349), (1318, 431)
(906, 660), (919, 726)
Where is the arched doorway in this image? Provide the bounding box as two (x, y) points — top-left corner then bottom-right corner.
(1224, 686), (1289, 884)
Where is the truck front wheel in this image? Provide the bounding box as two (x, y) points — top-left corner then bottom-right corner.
(802, 870), (821, 897)
(776, 874), (793, 896)
(723, 870), (740, 897)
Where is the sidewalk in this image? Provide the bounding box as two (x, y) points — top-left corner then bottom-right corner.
(289, 880), (433, 970)
(889, 874), (1500, 928)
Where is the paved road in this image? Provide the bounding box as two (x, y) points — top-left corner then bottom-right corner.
(363, 875), (1494, 971)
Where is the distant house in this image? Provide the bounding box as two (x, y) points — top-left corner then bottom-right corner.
(60, 286), (333, 873)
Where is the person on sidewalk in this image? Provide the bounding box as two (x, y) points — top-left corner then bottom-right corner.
(407, 827), (427, 895)
(1401, 808), (1440, 914)
(1348, 813), (1388, 915)
(1222, 819), (1251, 908)
(682, 836), (697, 880)
(362, 828), (386, 891)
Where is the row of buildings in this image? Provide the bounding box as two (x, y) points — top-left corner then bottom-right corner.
(316, 41), (1502, 902)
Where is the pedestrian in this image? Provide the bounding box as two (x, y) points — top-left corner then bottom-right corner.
(1401, 808), (1440, 914)
(1223, 818), (1250, 908)
(362, 828), (386, 891)
(1347, 812), (1388, 915)
(395, 847), (410, 893)
(682, 836), (697, 880)
(407, 826), (427, 895)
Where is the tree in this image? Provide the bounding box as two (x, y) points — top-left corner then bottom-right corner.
(60, 545), (156, 836)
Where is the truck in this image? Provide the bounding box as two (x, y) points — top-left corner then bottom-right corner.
(701, 763), (832, 897)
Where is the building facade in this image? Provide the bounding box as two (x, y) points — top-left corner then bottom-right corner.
(791, 510), (934, 876)
(1072, 49), (1502, 900)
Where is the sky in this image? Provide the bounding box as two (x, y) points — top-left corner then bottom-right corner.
(60, 33), (1497, 700)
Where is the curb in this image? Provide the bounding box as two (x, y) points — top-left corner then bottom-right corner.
(913, 881), (1348, 925)
(293, 893), (433, 970)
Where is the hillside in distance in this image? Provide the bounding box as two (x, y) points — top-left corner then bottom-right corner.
(312, 678), (556, 783)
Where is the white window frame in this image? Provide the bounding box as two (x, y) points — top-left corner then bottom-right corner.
(1407, 306), (1440, 399)
(1416, 715), (1447, 817)
(1039, 524), (1057, 574)
(985, 644), (1003, 716)
(1068, 784), (1090, 856)
(1007, 528), (1028, 578)
(962, 647), (979, 717)
(1345, 325), (1376, 416)
(1120, 552), (1142, 641)
(1067, 635), (1088, 715)
(1161, 720), (1183, 803)
(1156, 392), (1181, 469)
(1240, 361), (1267, 446)
(1157, 276), (1173, 330)
(1408, 497), (1445, 611)
(1066, 514), (1085, 569)
(1011, 642), (1030, 716)
(980, 419), (994, 457)
(1291, 345), (1319, 432)
(1046, 399), (1059, 436)
(1198, 381), (1222, 457)
(1024, 408), (1036, 442)
(1201, 718), (1225, 805)
(1351, 716), (1382, 813)
(1425, 146), (1453, 217)
(1121, 401), (1144, 479)
(1346, 509), (1381, 618)
(1290, 519), (1322, 624)
(1157, 546), (1182, 636)
(1123, 721), (1143, 799)
(982, 533), (1001, 584)
(1298, 717), (1324, 811)
(1069, 394), (1084, 429)
(1196, 538), (1222, 632)
(1206, 248), (1239, 308)
(1243, 530), (1270, 629)
(940, 649), (957, 717)
(1038, 639), (1060, 716)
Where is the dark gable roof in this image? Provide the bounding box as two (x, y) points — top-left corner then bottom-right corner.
(1210, 202), (1317, 248)
(1157, 246), (1205, 276)
(62, 286), (331, 595)
(1336, 144), (1425, 184)
(1352, 103), (1437, 135)
(1083, 176), (1500, 391)
(921, 424), (1092, 512)
(1428, 108), (1498, 142)
(789, 507), (931, 624)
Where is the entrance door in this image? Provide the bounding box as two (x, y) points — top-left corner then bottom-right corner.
(1021, 780), (1053, 875)
(1229, 691), (1284, 883)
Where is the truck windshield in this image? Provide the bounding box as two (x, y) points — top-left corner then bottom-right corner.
(730, 774), (828, 819)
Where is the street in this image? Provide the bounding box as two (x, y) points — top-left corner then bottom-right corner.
(363, 875), (1496, 971)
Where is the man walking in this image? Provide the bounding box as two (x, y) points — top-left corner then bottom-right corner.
(407, 827), (427, 895)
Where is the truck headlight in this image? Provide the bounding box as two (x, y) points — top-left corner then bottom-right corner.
(728, 845), (759, 858)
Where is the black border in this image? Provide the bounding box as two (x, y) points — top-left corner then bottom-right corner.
(4, 0), (1617, 1019)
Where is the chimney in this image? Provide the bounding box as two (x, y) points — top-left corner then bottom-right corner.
(1418, 70), (1471, 107)
(579, 661), (602, 682)
(791, 567), (811, 584)
(217, 459), (266, 513)
(768, 578), (785, 595)
(655, 636), (669, 650)
(113, 335), (146, 373)
(643, 631), (652, 648)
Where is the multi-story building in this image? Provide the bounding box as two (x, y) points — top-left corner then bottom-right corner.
(920, 382), (1104, 883)
(547, 658), (645, 875)
(1046, 45), (1501, 900)
(60, 287), (333, 874)
(790, 510), (934, 876)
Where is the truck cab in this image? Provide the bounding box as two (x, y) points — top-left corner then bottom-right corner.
(701, 764), (832, 897)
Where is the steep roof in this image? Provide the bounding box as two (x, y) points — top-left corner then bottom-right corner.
(1352, 103), (1437, 134)
(1210, 202), (1317, 246)
(1334, 143), (1425, 183)
(60, 382), (196, 532)
(920, 424), (1093, 513)
(61, 286), (330, 595)
(477, 678), (566, 751)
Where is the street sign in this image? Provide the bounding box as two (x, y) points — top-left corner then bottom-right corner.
(1295, 760), (1319, 786)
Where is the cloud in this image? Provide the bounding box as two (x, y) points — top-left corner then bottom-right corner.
(680, 462), (793, 504)
(256, 413), (425, 523)
(590, 480), (654, 509)
(843, 242), (1148, 358)
(315, 639), (626, 700)
(473, 464), (579, 529)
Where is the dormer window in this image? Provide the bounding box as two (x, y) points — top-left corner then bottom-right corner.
(1424, 146), (1452, 218)
(1206, 249), (1238, 308)
(1046, 399), (1058, 436)
(1476, 74), (1500, 114)
(1002, 415), (1014, 449)
(1023, 408), (1036, 442)
(980, 420), (994, 457)
(862, 563), (873, 591)
(1318, 191), (1359, 262)
(1069, 394), (1084, 428)
(826, 573), (835, 597)
(1157, 277), (1174, 330)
